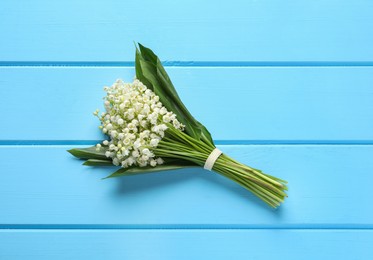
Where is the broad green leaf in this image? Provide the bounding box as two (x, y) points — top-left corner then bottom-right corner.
(138, 57), (201, 140)
(103, 165), (197, 179)
(161, 158), (196, 166)
(135, 43), (214, 146)
(135, 49), (152, 90)
(67, 146), (108, 160)
(83, 159), (113, 166)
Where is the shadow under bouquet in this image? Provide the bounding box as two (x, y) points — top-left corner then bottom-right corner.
(68, 44), (288, 208)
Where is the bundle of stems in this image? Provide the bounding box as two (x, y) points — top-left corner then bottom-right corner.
(156, 125), (287, 208)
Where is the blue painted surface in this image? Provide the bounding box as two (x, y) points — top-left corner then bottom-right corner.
(1, 67), (372, 141)
(1, 230), (372, 260)
(0, 0), (373, 259)
(1, 0), (373, 62)
(1, 145), (373, 228)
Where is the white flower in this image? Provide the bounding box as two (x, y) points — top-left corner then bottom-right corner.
(132, 150), (139, 158)
(94, 79), (184, 168)
(142, 148), (152, 157)
(159, 124), (168, 131)
(113, 158), (119, 166)
(156, 158), (164, 165)
(159, 107), (167, 115)
(122, 149), (130, 156)
(123, 138), (130, 146)
(173, 120), (181, 129)
(127, 156), (135, 166)
(150, 159), (157, 167)
(134, 139), (141, 149)
(162, 115), (171, 123)
(110, 130), (117, 138)
(138, 161), (147, 167)
(150, 139), (159, 147)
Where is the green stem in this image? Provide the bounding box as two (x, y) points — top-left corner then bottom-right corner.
(155, 125), (288, 208)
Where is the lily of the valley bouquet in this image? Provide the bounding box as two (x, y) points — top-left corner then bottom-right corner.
(68, 44), (288, 208)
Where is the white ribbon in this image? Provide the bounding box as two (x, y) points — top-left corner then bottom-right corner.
(204, 148), (223, 171)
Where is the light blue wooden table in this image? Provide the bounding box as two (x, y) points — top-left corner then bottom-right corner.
(1, 1), (373, 259)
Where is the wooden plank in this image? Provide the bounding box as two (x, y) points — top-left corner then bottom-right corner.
(0, 229), (372, 260)
(1, 67), (372, 141)
(1, 145), (372, 226)
(1, 0), (373, 62)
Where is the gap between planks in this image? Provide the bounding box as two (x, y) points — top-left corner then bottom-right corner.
(1, 225), (373, 230)
(1, 61), (373, 67)
(1, 140), (373, 146)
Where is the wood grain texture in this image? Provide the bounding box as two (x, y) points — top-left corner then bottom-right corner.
(1, 67), (372, 142)
(1, 230), (372, 260)
(1, 0), (373, 62)
(1, 145), (372, 227)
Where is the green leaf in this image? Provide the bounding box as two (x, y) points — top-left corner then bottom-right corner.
(138, 58), (201, 140)
(135, 48), (152, 90)
(103, 164), (196, 179)
(135, 43), (214, 146)
(162, 158), (197, 166)
(83, 159), (113, 166)
(67, 146), (108, 160)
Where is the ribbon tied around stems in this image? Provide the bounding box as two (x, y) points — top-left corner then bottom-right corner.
(203, 148), (223, 171)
